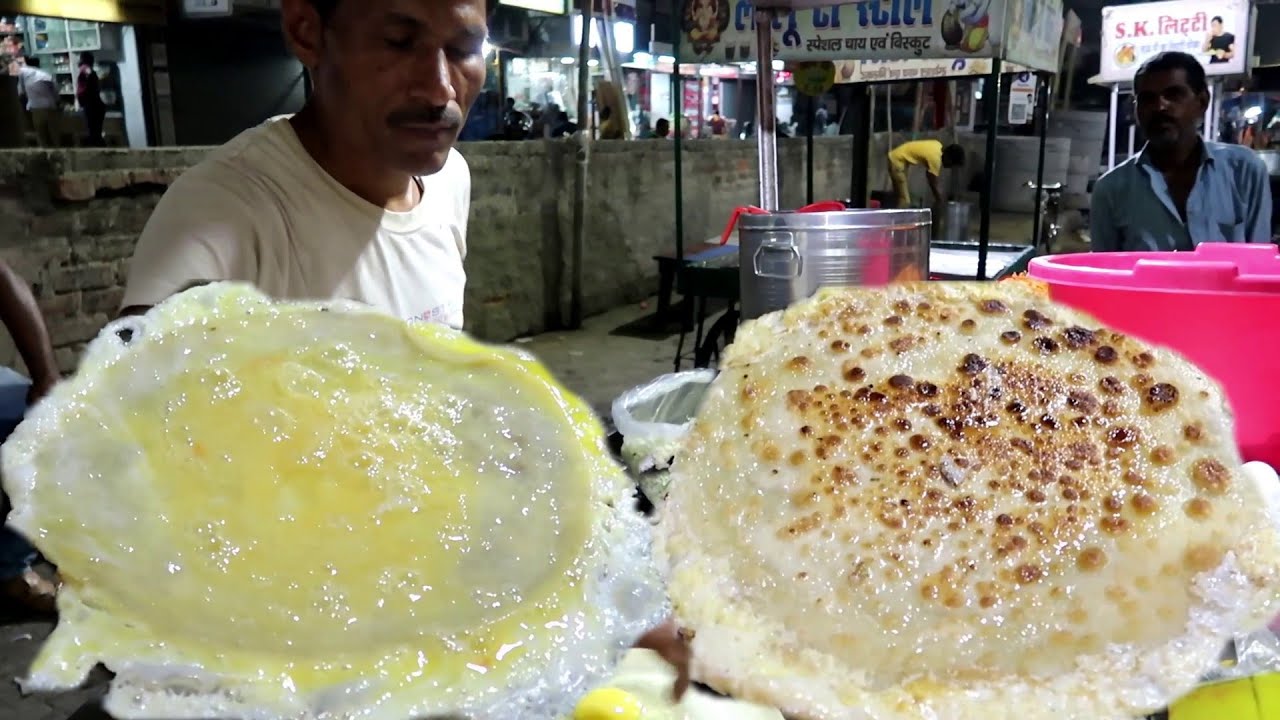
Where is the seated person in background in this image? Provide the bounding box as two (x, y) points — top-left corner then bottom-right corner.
(0, 259), (60, 614)
(1091, 51), (1272, 251)
(887, 139), (965, 209)
(599, 105), (624, 140)
(654, 118), (671, 139)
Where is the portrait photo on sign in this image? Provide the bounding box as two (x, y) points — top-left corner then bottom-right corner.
(1203, 15), (1235, 64)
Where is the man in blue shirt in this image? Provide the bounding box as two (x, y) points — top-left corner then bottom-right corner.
(1091, 51), (1273, 252)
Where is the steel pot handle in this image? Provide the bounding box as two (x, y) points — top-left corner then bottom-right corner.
(753, 233), (803, 279)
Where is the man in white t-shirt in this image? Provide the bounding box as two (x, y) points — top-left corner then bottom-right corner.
(16, 58), (59, 147)
(121, 0), (490, 328)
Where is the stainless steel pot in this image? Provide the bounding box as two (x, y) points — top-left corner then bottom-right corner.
(943, 201), (972, 244)
(738, 208), (932, 320)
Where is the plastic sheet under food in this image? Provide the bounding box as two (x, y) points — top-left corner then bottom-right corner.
(611, 370), (716, 475)
(1205, 464), (1280, 682)
(1208, 467), (1280, 683)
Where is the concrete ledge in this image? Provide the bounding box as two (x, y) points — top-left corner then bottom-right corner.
(53, 169), (186, 202)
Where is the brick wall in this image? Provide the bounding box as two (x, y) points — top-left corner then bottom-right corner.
(0, 135), (897, 376)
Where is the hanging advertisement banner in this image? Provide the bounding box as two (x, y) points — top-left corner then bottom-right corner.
(678, 0), (1007, 64)
(682, 78), (703, 136)
(1062, 9), (1082, 48)
(1098, 0), (1249, 83)
(1002, 0), (1063, 72)
(832, 56), (1031, 83)
(1007, 70), (1035, 123)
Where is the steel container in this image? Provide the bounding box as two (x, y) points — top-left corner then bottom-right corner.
(943, 201), (972, 244)
(738, 208), (932, 320)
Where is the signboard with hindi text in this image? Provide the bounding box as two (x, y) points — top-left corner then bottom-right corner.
(1098, 0), (1249, 83)
(679, 0), (1008, 64)
(832, 56), (1032, 83)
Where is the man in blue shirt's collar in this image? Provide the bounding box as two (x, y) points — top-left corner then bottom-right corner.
(1090, 51), (1273, 252)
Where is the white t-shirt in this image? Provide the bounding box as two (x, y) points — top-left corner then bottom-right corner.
(18, 66), (57, 111)
(123, 116), (469, 328)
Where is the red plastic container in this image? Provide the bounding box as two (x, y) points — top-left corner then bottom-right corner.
(1028, 243), (1280, 468)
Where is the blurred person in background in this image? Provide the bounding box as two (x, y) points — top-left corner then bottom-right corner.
(77, 51), (106, 146)
(15, 57), (58, 147)
(550, 109), (576, 137)
(654, 118), (671, 139)
(708, 104), (727, 137)
(887, 138), (965, 209)
(599, 105), (624, 140)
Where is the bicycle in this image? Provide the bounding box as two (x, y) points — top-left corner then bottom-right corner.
(1025, 180), (1064, 254)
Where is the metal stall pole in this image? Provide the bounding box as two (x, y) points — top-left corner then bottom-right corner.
(755, 8), (780, 211)
(1031, 72), (1050, 252)
(849, 83), (871, 206)
(806, 94), (815, 204)
(1107, 83), (1118, 170)
(569, 0), (593, 328)
(977, 58), (1002, 280)
(673, 47), (684, 260)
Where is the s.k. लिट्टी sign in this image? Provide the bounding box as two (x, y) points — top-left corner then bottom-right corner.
(1098, 0), (1249, 83)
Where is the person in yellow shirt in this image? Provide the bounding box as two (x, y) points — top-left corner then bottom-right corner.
(887, 139), (966, 208)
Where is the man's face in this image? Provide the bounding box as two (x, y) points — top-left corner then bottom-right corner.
(1134, 67), (1207, 149)
(1211, 19), (1223, 36)
(285, 0), (488, 177)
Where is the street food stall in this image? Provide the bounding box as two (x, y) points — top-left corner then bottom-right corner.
(679, 0), (1063, 266)
(619, 8), (1280, 717)
(665, 0), (1063, 368)
(827, 56), (1051, 266)
(1091, 0), (1253, 171)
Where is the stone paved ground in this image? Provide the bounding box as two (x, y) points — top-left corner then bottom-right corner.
(0, 299), (681, 720)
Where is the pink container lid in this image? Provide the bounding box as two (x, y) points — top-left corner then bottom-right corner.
(1028, 243), (1280, 295)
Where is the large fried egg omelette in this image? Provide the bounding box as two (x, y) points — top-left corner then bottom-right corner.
(2, 283), (668, 720)
(656, 282), (1280, 720)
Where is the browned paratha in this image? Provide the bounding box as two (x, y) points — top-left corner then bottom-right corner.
(657, 282), (1280, 720)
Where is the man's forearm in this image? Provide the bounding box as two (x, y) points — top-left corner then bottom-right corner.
(0, 263), (59, 385)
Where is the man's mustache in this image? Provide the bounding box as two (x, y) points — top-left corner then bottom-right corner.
(387, 106), (463, 127)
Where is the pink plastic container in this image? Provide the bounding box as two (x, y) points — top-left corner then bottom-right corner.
(1028, 243), (1280, 469)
